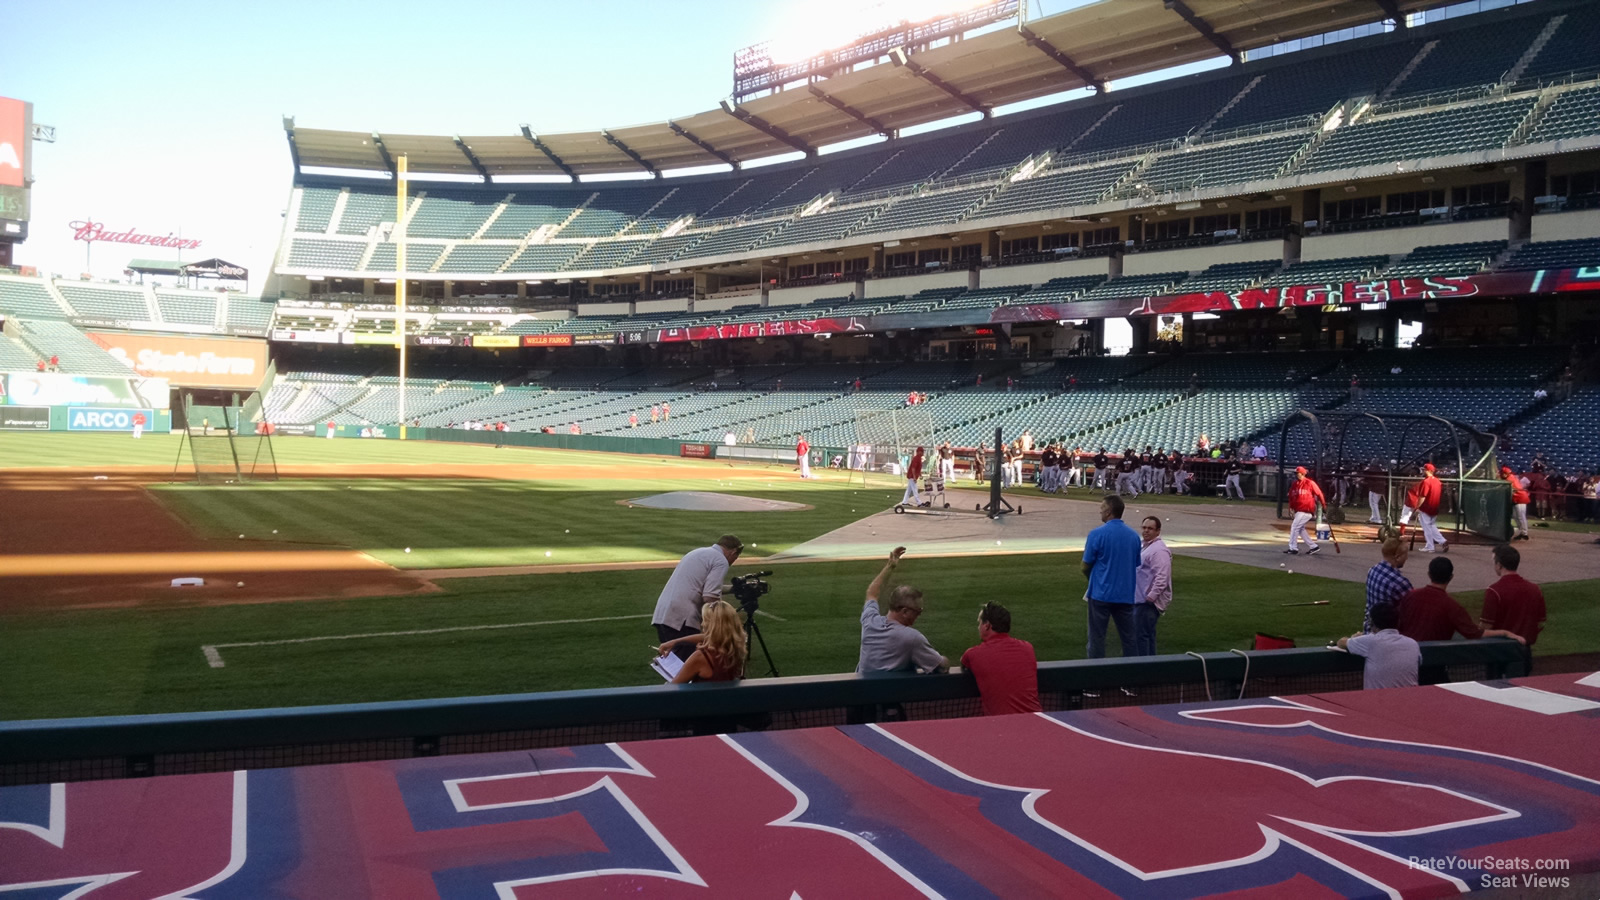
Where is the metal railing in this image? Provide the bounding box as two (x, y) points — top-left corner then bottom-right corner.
(1370, 82), (1499, 117)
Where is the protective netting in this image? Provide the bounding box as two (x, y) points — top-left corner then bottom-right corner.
(1278, 410), (1507, 539)
(175, 393), (279, 484)
(848, 403), (938, 479)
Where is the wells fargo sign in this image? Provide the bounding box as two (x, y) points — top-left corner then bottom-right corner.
(88, 332), (266, 390)
(69, 220), (202, 250)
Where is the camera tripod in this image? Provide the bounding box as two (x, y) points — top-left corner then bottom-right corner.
(739, 601), (781, 678)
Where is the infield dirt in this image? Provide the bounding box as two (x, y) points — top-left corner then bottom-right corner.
(0, 459), (801, 612)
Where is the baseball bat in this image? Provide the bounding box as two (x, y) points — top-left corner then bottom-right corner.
(1280, 600), (1331, 607)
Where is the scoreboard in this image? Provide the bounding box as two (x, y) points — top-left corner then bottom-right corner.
(0, 96), (30, 263)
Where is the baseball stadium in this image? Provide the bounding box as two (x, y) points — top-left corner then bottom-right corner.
(4, 0), (1600, 896)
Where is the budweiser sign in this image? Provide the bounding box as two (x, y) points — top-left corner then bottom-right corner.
(69, 220), (201, 250)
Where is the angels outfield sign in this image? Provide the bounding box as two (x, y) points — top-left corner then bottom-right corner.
(621, 267), (1600, 344)
(69, 220), (202, 251)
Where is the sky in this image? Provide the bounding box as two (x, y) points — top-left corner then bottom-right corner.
(6, 0), (1204, 289)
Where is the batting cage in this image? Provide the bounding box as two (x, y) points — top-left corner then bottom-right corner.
(1275, 410), (1509, 541)
(848, 402), (939, 487)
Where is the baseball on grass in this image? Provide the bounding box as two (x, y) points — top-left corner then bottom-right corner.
(545, 551), (552, 557)
(404, 547), (411, 553)
(236, 582), (244, 588)
(238, 534), (245, 539)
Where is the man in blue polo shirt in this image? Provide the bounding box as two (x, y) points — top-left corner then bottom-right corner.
(1081, 494), (1142, 658)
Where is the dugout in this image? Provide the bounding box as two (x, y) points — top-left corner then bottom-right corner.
(1275, 410), (1510, 540)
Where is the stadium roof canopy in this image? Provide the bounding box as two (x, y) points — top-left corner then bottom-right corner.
(287, 0), (1440, 180)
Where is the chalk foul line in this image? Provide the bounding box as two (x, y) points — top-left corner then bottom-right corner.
(200, 613), (651, 668)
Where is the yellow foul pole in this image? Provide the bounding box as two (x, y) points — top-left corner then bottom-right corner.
(396, 155), (408, 439)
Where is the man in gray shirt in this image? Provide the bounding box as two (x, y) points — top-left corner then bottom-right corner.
(1337, 603), (1420, 690)
(858, 547), (948, 674)
(652, 535), (742, 660)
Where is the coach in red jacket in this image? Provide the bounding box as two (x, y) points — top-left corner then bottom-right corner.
(1285, 466), (1327, 555)
(1502, 466), (1531, 541)
(1401, 464), (1448, 553)
(900, 447), (925, 506)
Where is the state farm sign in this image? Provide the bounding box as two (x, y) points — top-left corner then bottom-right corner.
(88, 332), (267, 390)
(70, 220), (202, 250)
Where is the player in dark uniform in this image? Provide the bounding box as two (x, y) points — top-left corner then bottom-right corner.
(1172, 451), (1192, 494)
(1039, 444), (1059, 493)
(1093, 448), (1110, 489)
(1223, 457), (1245, 500)
(1117, 450), (1140, 497)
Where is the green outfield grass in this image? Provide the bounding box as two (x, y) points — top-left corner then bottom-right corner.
(150, 476), (911, 568)
(3, 433), (1594, 722)
(3, 554), (1592, 720)
(0, 431), (597, 468)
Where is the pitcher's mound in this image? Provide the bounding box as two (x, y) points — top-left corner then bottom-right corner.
(624, 491), (811, 512)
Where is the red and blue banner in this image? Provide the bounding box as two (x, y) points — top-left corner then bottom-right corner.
(624, 267), (1600, 344)
(4, 672), (1598, 897)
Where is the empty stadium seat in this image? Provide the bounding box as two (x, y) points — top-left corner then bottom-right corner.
(1261, 256), (1390, 287)
(1497, 238), (1600, 271)
(1529, 84), (1600, 144)
(55, 283), (151, 321)
(1301, 97), (1536, 173)
(1382, 241), (1506, 278)
(0, 277), (70, 319)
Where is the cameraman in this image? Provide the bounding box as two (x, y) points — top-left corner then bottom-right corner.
(652, 535), (742, 661)
(858, 547), (947, 674)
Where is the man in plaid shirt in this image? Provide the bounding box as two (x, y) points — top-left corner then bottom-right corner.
(1363, 537), (1412, 632)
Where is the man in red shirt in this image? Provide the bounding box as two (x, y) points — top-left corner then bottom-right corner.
(1285, 466), (1327, 555)
(1481, 543), (1545, 673)
(131, 411), (146, 440)
(960, 602), (1041, 716)
(1501, 466), (1530, 541)
(1400, 463), (1447, 553)
(1399, 556), (1525, 643)
(796, 435), (812, 479)
(900, 446), (924, 505)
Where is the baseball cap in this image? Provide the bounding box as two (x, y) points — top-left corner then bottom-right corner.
(1423, 463), (1436, 473)
(1295, 466), (1307, 475)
